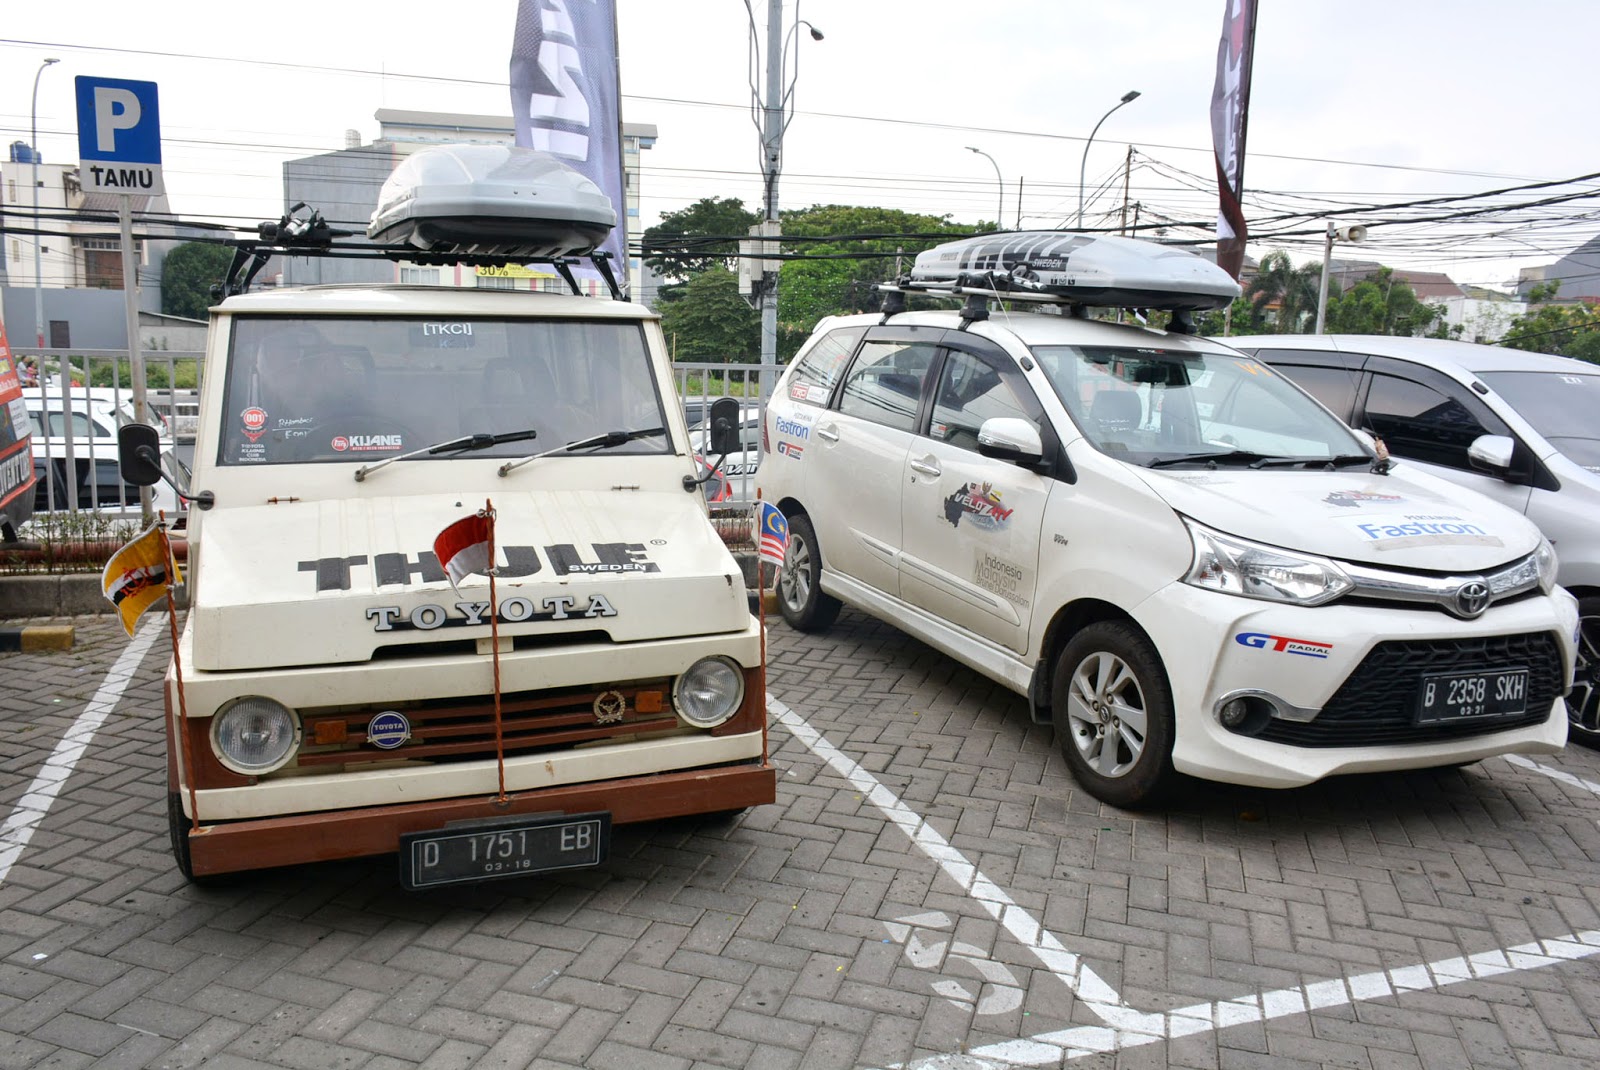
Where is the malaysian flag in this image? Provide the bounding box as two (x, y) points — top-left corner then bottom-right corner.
(755, 501), (788, 569)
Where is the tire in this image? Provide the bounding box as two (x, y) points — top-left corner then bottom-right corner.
(168, 790), (226, 886)
(777, 512), (841, 632)
(1051, 621), (1176, 809)
(1567, 595), (1600, 749)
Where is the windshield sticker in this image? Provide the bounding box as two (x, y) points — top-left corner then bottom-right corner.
(1235, 632), (1332, 659)
(241, 407), (268, 443)
(1342, 513), (1505, 550)
(1323, 489), (1405, 509)
(776, 441), (804, 460)
(943, 481), (1014, 530)
(423, 322), (473, 338)
(973, 551), (1031, 609)
(332, 434), (403, 453)
(1560, 375), (1585, 385)
(368, 593), (618, 632)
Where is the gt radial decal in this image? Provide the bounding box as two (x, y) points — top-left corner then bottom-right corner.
(1235, 631), (1332, 658)
(776, 441), (804, 460)
(942, 480), (1014, 530)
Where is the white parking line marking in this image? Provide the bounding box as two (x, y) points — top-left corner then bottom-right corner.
(0, 621), (159, 886)
(1504, 752), (1600, 795)
(768, 697), (1600, 1068)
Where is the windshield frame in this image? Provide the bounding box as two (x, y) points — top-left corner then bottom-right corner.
(216, 314), (672, 467)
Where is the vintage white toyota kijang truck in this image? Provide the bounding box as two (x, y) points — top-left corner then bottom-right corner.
(121, 145), (772, 886)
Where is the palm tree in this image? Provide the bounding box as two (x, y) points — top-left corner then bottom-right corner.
(1246, 251), (1325, 333)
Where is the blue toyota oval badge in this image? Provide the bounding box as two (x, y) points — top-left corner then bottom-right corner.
(367, 711), (411, 750)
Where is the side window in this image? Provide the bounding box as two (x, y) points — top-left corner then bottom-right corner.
(1276, 365), (1361, 420)
(930, 350), (1042, 453)
(1364, 373), (1508, 470)
(786, 326), (864, 406)
(837, 340), (936, 432)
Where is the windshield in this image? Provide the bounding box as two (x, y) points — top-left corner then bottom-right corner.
(219, 316), (669, 465)
(1031, 344), (1367, 467)
(1478, 369), (1600, 472)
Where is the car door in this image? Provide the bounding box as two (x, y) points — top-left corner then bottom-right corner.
(806, 328), (941, 597)
(1354, 356), (1533, 515)
(899, 338), (1055, 654)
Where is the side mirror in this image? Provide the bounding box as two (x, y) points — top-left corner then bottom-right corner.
(1468, 433), (1515, 475)
(707, 396), (742, 457)
(976, 417), (1044, 465)
(117, 424), (164, 487)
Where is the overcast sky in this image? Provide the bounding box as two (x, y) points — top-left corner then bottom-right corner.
(3, 1), (1596, 290)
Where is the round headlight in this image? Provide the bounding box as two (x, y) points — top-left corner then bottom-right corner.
(212, 697), (300, 774)
(673, 657), (746, 728)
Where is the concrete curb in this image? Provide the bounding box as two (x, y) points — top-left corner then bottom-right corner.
(0, 624), (74, 652)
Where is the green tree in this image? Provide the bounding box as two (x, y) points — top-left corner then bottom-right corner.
(657, 269), (760, 362)
(1502, 288), (1600, 363)
(1197, 294), (1270, 337)
(641, 198), (760, 283)
(161, 241), (234, 320)
(1322, 267), (1445, 336)
(1246, 251), (1324, 332)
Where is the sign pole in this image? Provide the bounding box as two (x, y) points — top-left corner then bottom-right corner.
(119, 197), (152, 525)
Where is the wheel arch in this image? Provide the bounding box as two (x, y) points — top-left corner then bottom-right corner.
(1028, 597), (1156, 723)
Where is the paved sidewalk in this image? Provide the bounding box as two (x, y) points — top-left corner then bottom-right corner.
(0, 607), (1597, 1068)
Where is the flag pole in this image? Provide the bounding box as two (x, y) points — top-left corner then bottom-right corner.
(157, 511), (200, 833)
(755, 494), (769, 760)
(485, 499), (507, 804)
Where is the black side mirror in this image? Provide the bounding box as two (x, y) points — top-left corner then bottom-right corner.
(118, 424), (163, 487)
(708, 397), (742, 457)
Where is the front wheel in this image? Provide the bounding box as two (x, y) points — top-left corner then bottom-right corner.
(777, 513), (841, 632)
(1051, 621), (1176, 808)
(1567, 595), (1600, 749)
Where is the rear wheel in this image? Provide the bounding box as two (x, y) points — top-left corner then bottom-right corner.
(1567, 595), (1600, 749)
(1051, 622), (1175, 808)
(777, 513), (841, 632)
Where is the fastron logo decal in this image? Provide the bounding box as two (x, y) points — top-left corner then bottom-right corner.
(943, 481), (1014, 530)
(1235, 632), (1332, 658)
(775, 416), (811, 440)
(1345, 513), (1503, 550)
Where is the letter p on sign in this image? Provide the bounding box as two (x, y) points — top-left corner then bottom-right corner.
(93, 87), (141, 152)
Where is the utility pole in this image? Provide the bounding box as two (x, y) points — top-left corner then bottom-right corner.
(1118, 145), (1133, 237)
(759, 1), (783, 366)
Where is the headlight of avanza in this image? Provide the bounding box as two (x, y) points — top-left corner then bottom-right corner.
(673, 657), (746, 728)
(212, 697), (301, 775)
(1182, 518), (1353, 606)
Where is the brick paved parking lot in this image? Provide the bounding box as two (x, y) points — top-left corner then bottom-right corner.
(2, 607), (1600, 1068)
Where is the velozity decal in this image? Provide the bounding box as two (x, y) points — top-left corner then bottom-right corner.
(1235, 632), (1332, 658)
(1322, 489), (1404, 509)
(943, 481), (1014, 530)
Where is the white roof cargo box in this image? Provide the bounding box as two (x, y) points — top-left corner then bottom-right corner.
(368, 144), (616, 260)
(908, 231), (1240, 311)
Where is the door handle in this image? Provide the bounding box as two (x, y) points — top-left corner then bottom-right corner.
(909, 457), (941, 477)
(816, 424), (840, 442)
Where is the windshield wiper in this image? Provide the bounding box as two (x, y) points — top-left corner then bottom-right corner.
(1146, 450), (1275, 469)
(498, 427), (666, 476)
(354, 429), (537, 483)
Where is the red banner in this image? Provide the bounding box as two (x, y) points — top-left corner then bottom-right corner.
(1210, 0), (1259, 280)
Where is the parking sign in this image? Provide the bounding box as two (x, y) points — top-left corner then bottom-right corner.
(75, 76), (163, 195)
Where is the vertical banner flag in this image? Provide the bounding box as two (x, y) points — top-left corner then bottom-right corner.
(756, 501), (789, 569)
(510, 0), (627, 295)
(434, 511), (495, 593)
(1210, 0), (1259, 280)
(102, 522), (181, 637)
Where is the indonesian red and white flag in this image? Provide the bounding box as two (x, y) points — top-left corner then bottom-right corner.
(434, 511), (494, 592)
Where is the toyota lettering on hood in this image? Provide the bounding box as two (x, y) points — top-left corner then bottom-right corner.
(187, 491), (749, 670)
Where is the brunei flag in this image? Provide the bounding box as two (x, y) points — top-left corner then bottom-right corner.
(101, 523), (180, 637)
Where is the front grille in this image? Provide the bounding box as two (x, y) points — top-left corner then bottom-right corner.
(295, 680), (684, 770)
(1256, 632), (1562, 747)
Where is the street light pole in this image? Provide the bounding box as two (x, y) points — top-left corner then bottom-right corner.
(1076, 89), (1140, 229)
(965, 146), (1003, 228)
(31, 57), (60, 350)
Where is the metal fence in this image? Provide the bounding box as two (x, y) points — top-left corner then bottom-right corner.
(13, 348), (775, 530)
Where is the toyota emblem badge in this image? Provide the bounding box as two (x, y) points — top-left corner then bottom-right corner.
(1453, 580), (1491, 619)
